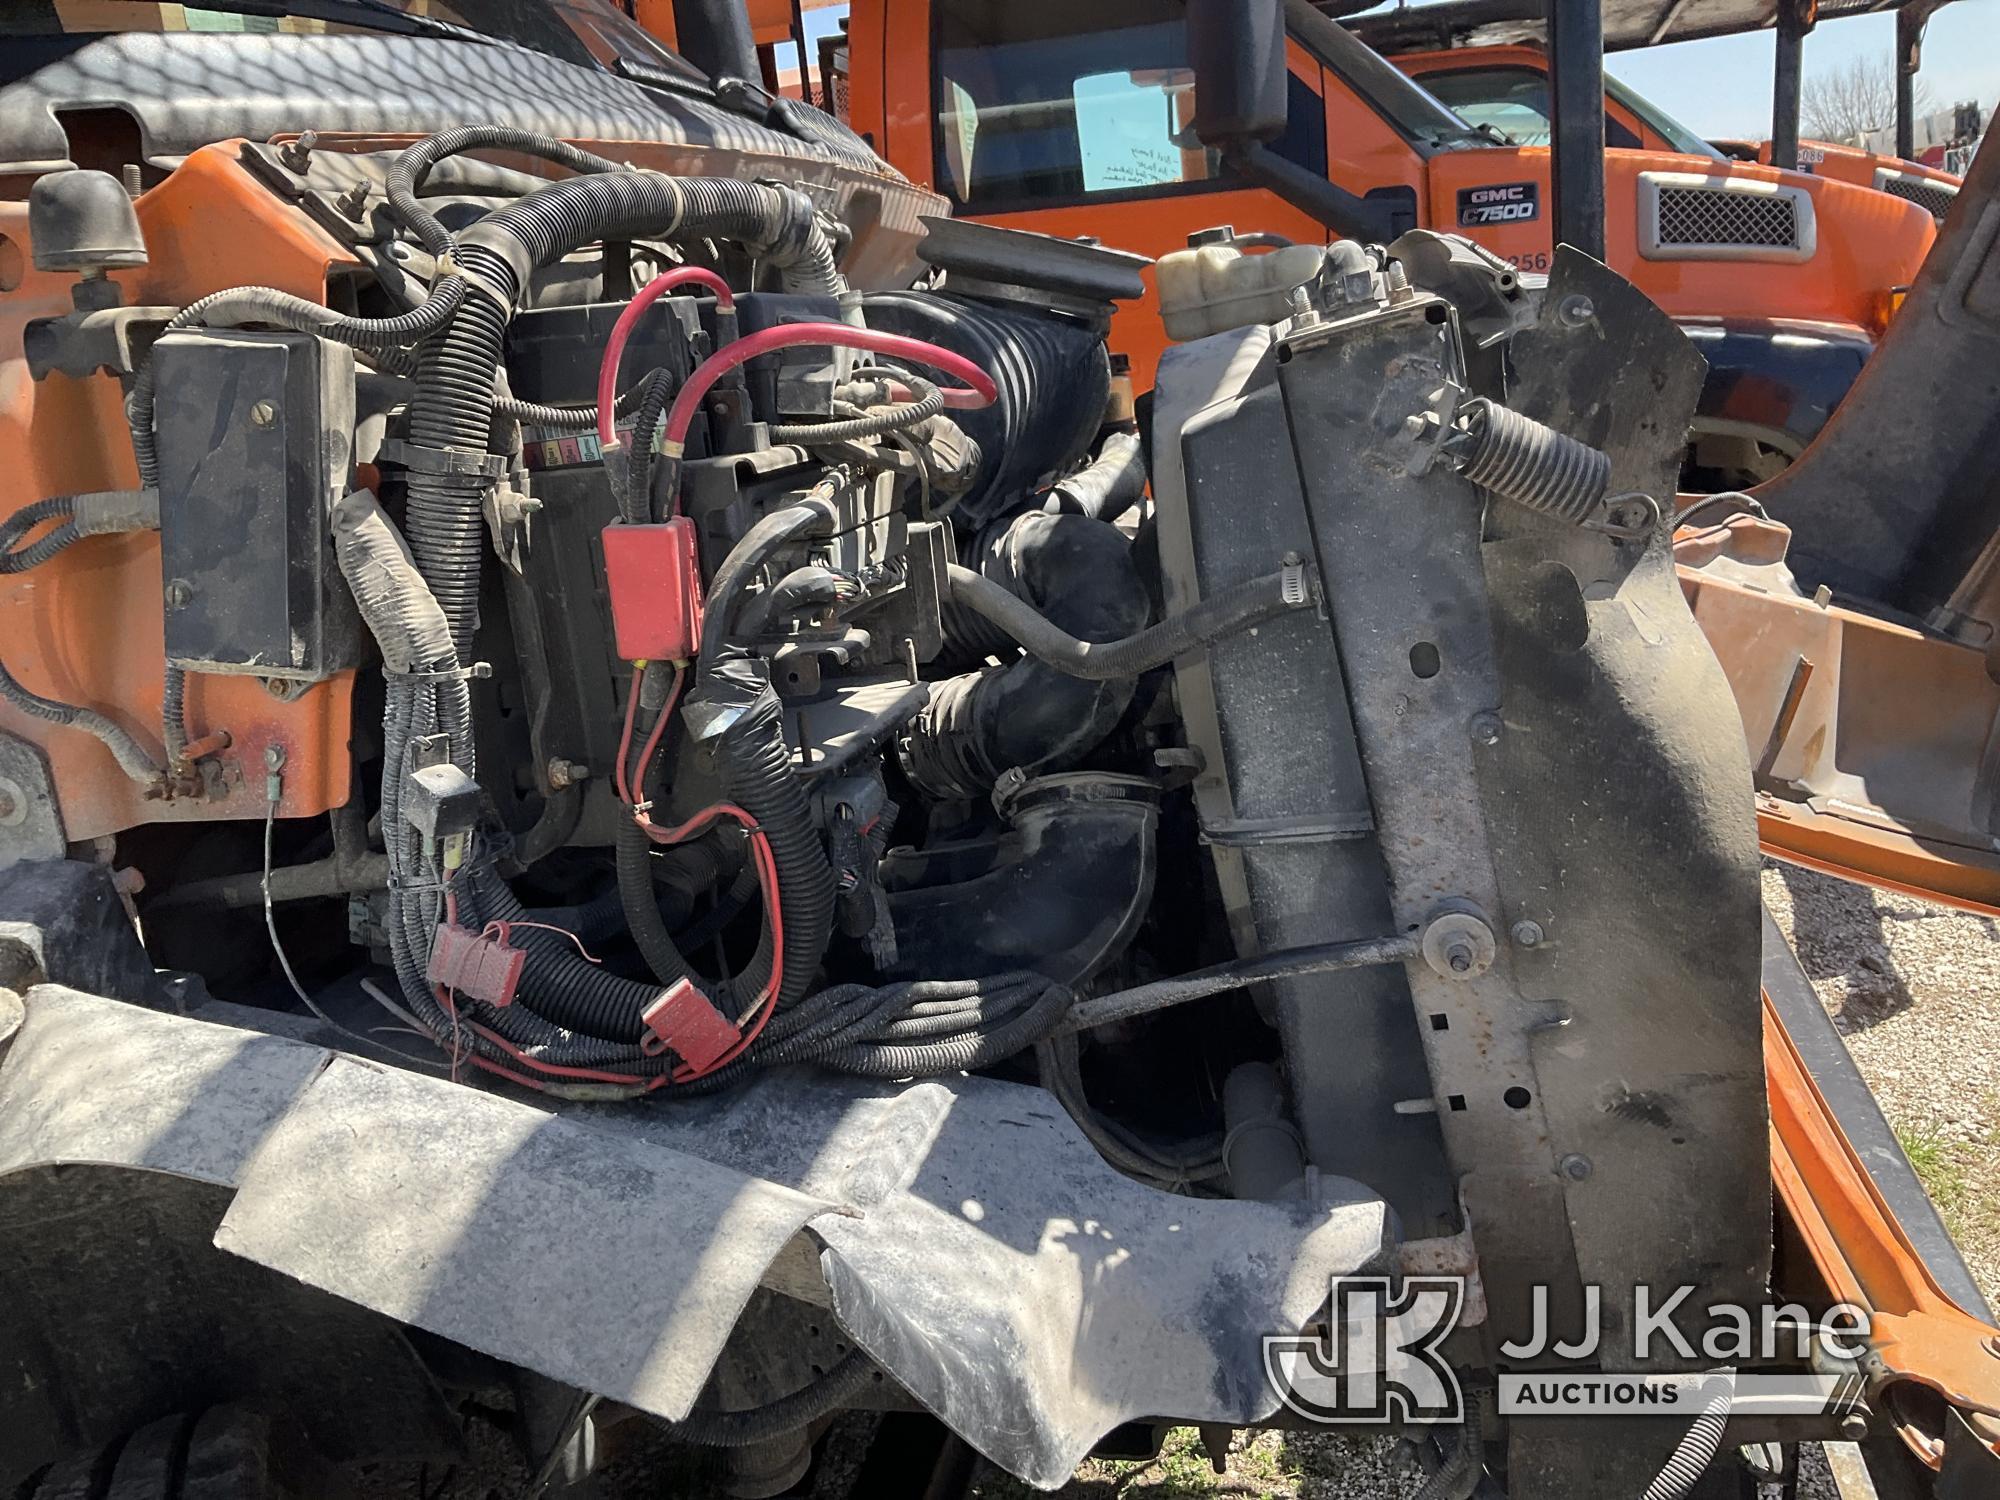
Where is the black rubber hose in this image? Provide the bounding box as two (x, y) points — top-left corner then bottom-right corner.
(384, 126), (623, 258)
(944, 561), (1311, 680)
(1458, 398), (1611, 526)
(907, 512), (1152, 799)
(665, 1351), (880, 1447)
(735, 567), (848, 639)
(620, 366), (679, 522)
(1042, 430), (1147, 524)
(693, 495), (836, 681)
(0, 498), (78, 573)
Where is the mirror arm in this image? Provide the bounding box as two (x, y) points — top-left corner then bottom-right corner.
(1223, 143), (1396, 242)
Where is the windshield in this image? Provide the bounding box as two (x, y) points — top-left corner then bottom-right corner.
(0, 0), (704, 81)
(1604, 73), (1726, 161)
(1282, 0), (1492, 150)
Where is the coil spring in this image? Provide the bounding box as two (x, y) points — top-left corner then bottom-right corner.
(1457, 398), (1611, 526)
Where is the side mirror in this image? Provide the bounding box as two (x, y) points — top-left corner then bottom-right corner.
(1187, 0), (1288, 148)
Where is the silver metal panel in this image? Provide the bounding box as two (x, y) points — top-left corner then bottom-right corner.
(0, 985), (326, 1187)
(0, 990), (1391, 1487)
(217, 1056), (833, 1426)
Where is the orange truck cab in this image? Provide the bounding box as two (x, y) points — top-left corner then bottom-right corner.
(1714, 135), (1964, 222)
(828, 0), (1935, 484)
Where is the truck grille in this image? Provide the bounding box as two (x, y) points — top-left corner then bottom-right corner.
(1874, 168), (1958, 221)
(1638, 173), (1816, 262)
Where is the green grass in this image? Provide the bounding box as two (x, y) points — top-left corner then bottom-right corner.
(966, 1428), (1311, 1499)
(1896, 1122), (1969, 1220)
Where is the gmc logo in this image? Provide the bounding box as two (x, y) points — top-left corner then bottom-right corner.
(1457, 181), (1540, 227)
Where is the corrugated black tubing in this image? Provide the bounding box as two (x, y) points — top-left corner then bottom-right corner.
(0, 498), (78, 573)
(617, 673), (835, 1026)
(0, 659), (160, 783)
(384, 126), (623, 258)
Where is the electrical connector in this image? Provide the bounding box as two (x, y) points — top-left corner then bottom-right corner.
(638, 977), (740, 1071)
(426, 925), (526, 1007)
(601, 517), (704, 662)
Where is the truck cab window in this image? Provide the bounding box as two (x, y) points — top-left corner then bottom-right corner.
(1419, 67), (1641, 151)
(934, 0), (1325, 209)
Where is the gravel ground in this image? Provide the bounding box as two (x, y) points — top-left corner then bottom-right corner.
(354, 860), (1993, 1499)
(1762, 860), (2000, 1300)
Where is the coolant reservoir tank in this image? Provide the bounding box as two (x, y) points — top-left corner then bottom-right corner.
(1156, 225), (1326, 342)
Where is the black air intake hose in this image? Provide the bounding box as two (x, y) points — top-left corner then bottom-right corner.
(615, 661), (835, 1027)
(903, 512), (1150, 800)
(859, 291), (1109, 527)
(1043, 430), (1147, 524)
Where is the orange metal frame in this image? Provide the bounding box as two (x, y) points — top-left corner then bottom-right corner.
(1767, 994), (2000, 1465)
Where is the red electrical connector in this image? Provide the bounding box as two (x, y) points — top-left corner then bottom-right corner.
(426, 924), (526, 1007)
(601, 515), (704, 662)
(639, 977), (742, 1071)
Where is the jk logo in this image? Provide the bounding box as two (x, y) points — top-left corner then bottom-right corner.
(1263, 1276), (1466, 1424)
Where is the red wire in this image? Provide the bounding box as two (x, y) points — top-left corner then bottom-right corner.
(657, 323), (999, 513)
(613, 666), (644, 805)
(596, 266), (736, 450)
(631, 664), (685, 805)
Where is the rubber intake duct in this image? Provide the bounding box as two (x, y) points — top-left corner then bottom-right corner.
(858, 291), (1110, 528)
(903, 511), (1151, 801)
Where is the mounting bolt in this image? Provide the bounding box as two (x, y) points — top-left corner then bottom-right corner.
(335, 179), (372, 222)
(1559, 1153), (1593, 1181)
(1422, 911), (1497, 980)
(0, 776), (23, 827)
(1838, 1412), (1869, 1440)
(546, 758), (590, 789)
(1558, 294), (1595, 327)
(278, 130), (317, 174)
(164, 578), (194, 609)
(250, 400), (277, 428)
(1470, 712), (1503, 747)
(1512, 920), (1544, 948)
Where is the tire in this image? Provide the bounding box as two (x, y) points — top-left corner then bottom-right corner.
(15, 1408), (312, 1500)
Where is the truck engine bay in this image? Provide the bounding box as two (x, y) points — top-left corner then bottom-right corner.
(0, 115), (1776, 1494)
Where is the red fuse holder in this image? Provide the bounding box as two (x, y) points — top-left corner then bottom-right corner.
(425, 925), (526, 1007)
(601, 517), (704, 663)
(639, 977), (741, 1071)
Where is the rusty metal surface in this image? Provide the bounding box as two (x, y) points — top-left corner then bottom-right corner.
(1681, 557), (2000, 915)
(0, 988), (1391, 1489)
